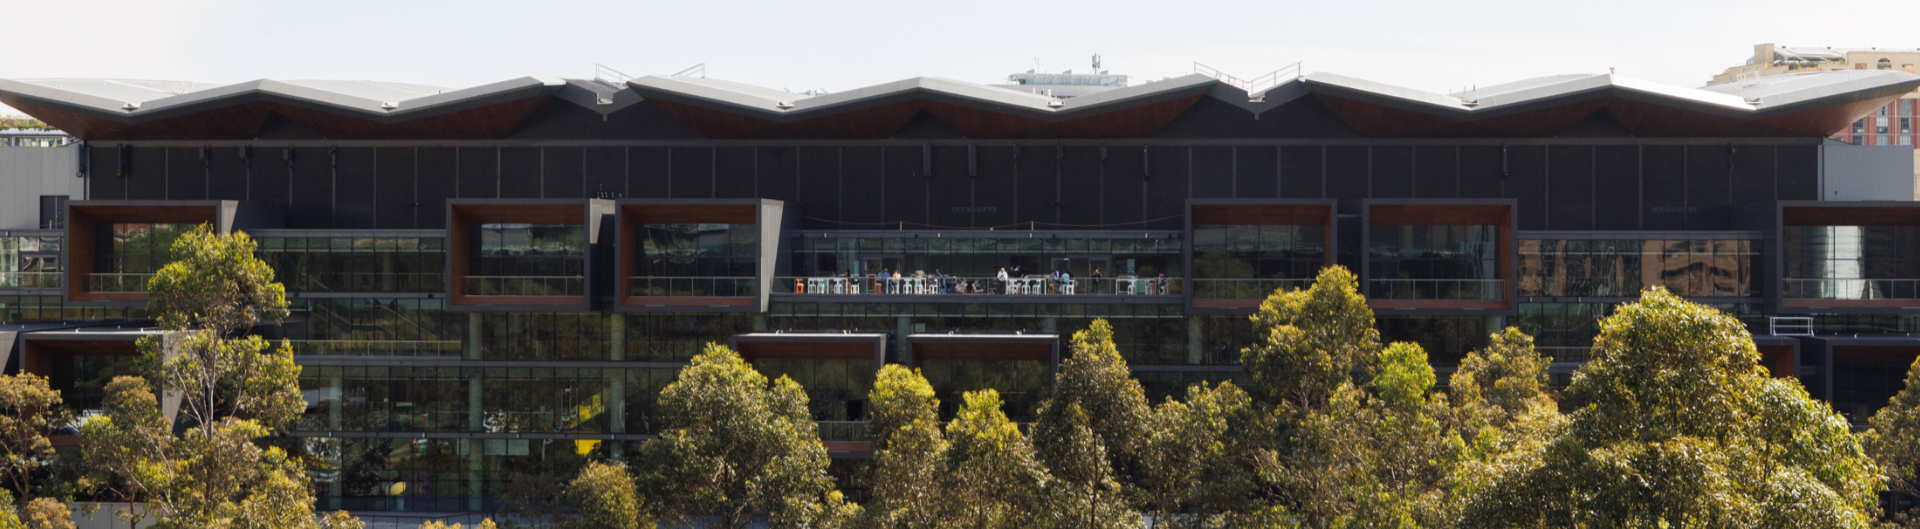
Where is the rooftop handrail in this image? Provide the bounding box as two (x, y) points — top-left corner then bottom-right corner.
(628, 276), (757, 297)
(1366, 278), (1505, 300)
(1194, 61), (1303, 94)
(671, 63), (706, 78)
(464, 275), (584, 297)
(1782, 278), (1920, 300)
(774, 275), (1182, 296)
(594, 63), (632, 85)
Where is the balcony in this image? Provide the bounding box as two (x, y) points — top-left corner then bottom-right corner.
(1189, 200), (1335, 311)
(65, 201), (282, 304)
(446, 200), (609, 311)
(775, 276), (1182, 297)
(86, 273), (153, 293)
(1775, 202), (1920, 312)
(1368, 278), (1506, 301)
(1364, 200), (1515, 312)
(1192, 278), (1313, 300)
(617, 199), (781, 312)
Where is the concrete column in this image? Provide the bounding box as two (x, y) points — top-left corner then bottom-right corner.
(1188, 317), (1204, 364)
(327, 374), (343, 431)
(468, 375), (483, 433)
(897, 316), (912, 365)
(609, 371), (626, 435)
(467, 439), (483, 511)
(609, 313), (625, 361)
(467, 313), (483, 360)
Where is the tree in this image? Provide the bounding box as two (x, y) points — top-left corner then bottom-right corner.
(1237, 266), (1459, 527)
(1444, 328), (1566, 525)
(1865, 356), (1920, 526)
(0, 489), (74, 529)
(1031, 320), (1147, 528)
(636, 343), (856, 529)
(565, 461), (648, 529)
(0, 375), (61, 501)
(861, 365), (945, 529)
(937, 390), (1047, 529)
(1137, 382), (1271, 529)
(79, 225), (358, 529)
(1467, 287), (1882, 528)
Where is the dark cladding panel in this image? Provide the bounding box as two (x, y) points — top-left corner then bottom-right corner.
(796, 147), (841, 229)
(715, 147), (756, 199)
(1145, 146), (1188, 230)
(374, 147), (416, 229)
(585, 147), (625, 199)
(1234, 146), (1277, 199)
(840, 147), (883, 225)
(1685, 145), (1731, 230)
(1104, 145), (1145, 226)
(542, 146), (584, 199)
(670, 147), (714, 199)
(1412, 145), (1458, 198)
(1060, 147), (1101, 225)
(1190, 146), (1233, 199)
(1593, 145), (1639, 231)
(250, 148), (291, 205)
(1016, 146), (1057, 227)
(1642, 145), (1686, 230)
(630, 147), (669, 199)
(974, 146), (1017, 228)
(1324, 146), (1367, 200)
(1505, 146), (1546, 230)
(1279, 146), (1323, 198)
(1730, 145), (1776, 205)
(886, 146), (933, 226)
(288, 147), (332, 229)
(756, 146), (797, 203)
(166, 148), (204, 200)
(925, 146), (967, 227)
(1547, 145), (1593, 231)
(1459, 146), (1503, 199)
(127, 147), (168, 200)
(499, 147), (541, 199)
(207, 147), (247, 201)
(88, 146), (124, 200)
(1371, 145), (1414, 199)
(333, 147), (376, 229)
(416, 147), (456, 229)
(456, 147), (498, 199)
(1778, 145), (1819, 200)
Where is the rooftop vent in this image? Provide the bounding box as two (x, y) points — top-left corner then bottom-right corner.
(776, 101), (794, 109)
(1046, 99), (1063, 108)
(121, 102), (139, 111)
(380, 101), (399, 110)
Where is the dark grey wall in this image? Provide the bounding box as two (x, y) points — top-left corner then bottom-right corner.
(90, 142), (1824, 232)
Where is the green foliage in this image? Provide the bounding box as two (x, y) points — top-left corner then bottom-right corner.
(1866, 356), (1920, 527)
(1444, 327), (1566, 525)
(939, 390), (1047, 529)
(565, 461), (648, 529)
(1138, 382), (1270, 528)
(1031, 319), (1148, 526)
(1465, 287), (1881, 528)
(80, 226), (362, 529)
(862, 366), (946, 529)
(1242, 266), (1380, 411)
(0, 375), (61, 500)
(637, 343), (856, 529)
(0, 117), (56, 132)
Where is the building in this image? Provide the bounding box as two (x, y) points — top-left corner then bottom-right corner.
(1714, 44), (1920, 195)
(0, 67), (1916, 513)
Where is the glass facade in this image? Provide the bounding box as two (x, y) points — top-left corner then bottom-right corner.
(0, 235), (60, 289)
(632, 223), (757, 297)
(1518, 239), (1760, 298)
(787, 234), (1182, 287)
(1191, 224), (1323, 298)
(93, 223), (192, 292)
(265, 299), (465, 357)
(257, 237), (445, 293)
(1783, 226), (1920, 299)
(1369, 225), (1500, 300)
(48, 354), (141, 415)
(468, 224), (586, 296)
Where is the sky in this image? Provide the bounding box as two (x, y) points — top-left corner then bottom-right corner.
(5, 0), (1920, 116)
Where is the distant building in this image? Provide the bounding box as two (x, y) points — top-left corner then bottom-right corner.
(990, 55), (1129, 98)
(0, 129), (74, 148)
(1714, 44), (1920, 196)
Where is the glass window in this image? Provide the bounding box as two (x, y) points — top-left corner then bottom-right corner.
(1878, 117), (1890, 134)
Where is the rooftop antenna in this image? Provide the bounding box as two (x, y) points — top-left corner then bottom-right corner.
(1092, 54), (1102, 71)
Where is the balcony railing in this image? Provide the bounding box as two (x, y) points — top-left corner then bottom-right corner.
(628, 276), (757, 298)
(88, 273), (154, 293)
(1192, 278), (1313, 299)
(288, 340), (463, 357)
(816, 421), (870, 442)
(776, 276), (1183, 296)
(287, 273), (445, 293)
(1783, 278), (1920, 300)
(1367, 278), (1505, 300)
(0, 272), (60, 289)
(464, 275), (584, 297)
